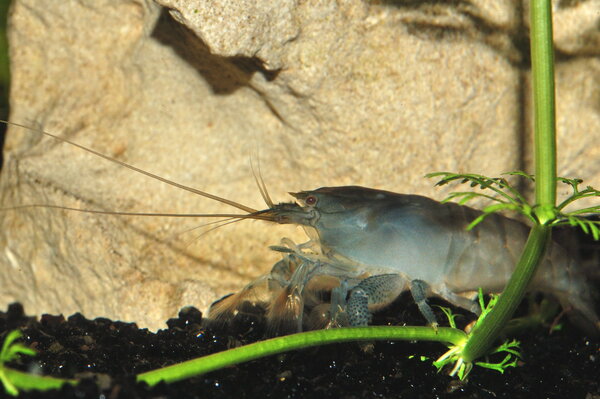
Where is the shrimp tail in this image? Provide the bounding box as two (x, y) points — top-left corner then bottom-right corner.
(541, 236), (600, 336)
(552, 284), (599, 336)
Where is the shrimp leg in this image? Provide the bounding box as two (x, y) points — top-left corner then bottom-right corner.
(410, 279), (438, 326)
(347, 274), (410, 326)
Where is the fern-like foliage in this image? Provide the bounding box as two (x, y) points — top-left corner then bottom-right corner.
(552, 177), (600, 239)
(0, 330), (36, 396)
(426, 172), (536, 229)
(427, 171), (600, 239)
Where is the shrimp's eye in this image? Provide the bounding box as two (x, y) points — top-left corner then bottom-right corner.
(305, 195), (317, 206)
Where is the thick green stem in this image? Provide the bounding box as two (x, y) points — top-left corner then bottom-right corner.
(137, 326), (466, 387)
(531, 0), (557, 222)
(461, 0), (558, 364)
(461, 225), (550, 362)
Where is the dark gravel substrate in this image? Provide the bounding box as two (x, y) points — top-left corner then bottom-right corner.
(0, 294), (598, 399)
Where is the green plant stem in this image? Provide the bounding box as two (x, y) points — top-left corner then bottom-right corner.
(531, 0), (557, 223)
(460, 0), (558, 364)
(137, 326), (466, 387)
(461, 224), (550, 362)
(0, 367), (76, 393)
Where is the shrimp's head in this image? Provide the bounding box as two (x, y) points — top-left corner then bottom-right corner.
(258, 186), (398, 228)
(255, 187), (354, 227)
(291, 186), (394, 211)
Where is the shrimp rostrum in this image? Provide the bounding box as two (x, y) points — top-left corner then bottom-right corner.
(207, 186), (599, 335)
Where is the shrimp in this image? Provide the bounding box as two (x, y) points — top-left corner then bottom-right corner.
(208, 186), (600, 335)
(1, 121), (597, 335)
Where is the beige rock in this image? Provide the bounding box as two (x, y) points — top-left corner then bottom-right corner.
(0, 0), (598, 330)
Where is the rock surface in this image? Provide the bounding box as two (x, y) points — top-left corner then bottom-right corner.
(0, 0), (598, 330)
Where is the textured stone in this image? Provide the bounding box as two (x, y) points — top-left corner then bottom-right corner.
(0, 0), (598, 330)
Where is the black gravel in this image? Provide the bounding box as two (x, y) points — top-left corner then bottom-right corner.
(0, 294), (598, 399)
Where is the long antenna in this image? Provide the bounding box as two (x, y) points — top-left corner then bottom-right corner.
(1, 120), (259, 214)
(0, 204), (278, 220)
